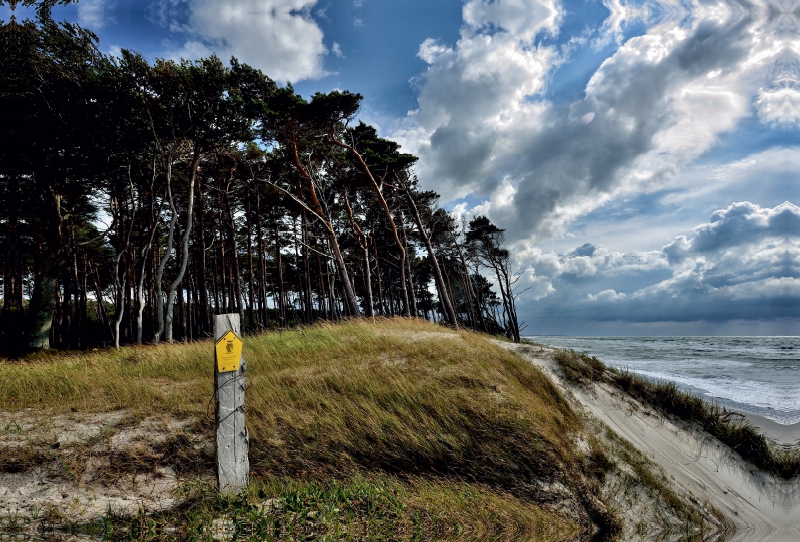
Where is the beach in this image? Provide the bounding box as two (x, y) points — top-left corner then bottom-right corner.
(501, 342), (800, 542)
(535, 335), (800, 427)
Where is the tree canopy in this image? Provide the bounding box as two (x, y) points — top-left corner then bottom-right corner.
(0, 6), (524, 352)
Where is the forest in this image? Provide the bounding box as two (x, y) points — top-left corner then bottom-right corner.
(0, 1), (523, 352)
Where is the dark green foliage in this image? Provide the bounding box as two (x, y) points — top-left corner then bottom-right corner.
(0, 7), (518, 353)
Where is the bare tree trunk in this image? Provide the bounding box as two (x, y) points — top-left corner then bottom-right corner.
(196, 179), (210, 336)
(112, 174), (136, 349)
(223, 187), (244, 329)
(246, 190), (256, 328)
(302, 211), (313, 321)
(288, 138), (361, 317)
(401, 218), (418, 317)
(343, 193), (373, 318)
(155, 159), (178, 343)
(334, 140), (408, 315)
(373, 234), (386, 315)
(164, 151), (200, 343)
(403, 188), (458, 327)
(272, 211), (286, 325)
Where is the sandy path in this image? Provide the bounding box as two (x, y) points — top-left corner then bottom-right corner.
(499, 342), (800, 542)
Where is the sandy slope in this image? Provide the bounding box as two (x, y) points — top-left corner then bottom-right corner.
(499, 342), (800, 542)
(739, 413), (800, 448)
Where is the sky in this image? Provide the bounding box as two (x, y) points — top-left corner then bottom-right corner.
(5, 0), (800, 335)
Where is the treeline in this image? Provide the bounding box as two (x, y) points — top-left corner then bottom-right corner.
(0, 4), (523, 352)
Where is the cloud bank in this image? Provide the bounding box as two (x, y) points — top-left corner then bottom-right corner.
(515, 202), (800, 331)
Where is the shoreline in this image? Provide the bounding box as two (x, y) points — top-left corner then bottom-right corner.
(733, 409), (800, 447)
(508, 341), (800, 541)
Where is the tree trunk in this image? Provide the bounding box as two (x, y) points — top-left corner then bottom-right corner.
(164, 152), (200, 343)
(256, 191), (268, 327)
(404, 189), (458, 327)
(155, 160), (178, 343)
(401, 218), (418, 317)
(343, 193), (373, 318)
(196, 179), (210, 336)
(28, 271), (58, 349)
(288, 138), (361, 317)
(373, 235), (385, 315)
(272, 211), (286, 325)
(334, 140), (409, 316)
(223, 188), (244, 329)
(246, 191), (256, 328)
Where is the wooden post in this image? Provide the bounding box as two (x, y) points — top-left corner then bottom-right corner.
(214, 313), (249, 494)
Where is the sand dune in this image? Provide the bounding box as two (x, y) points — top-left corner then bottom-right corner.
(500, 342), (800, 542)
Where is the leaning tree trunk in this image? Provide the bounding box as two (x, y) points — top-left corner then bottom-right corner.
(29, 188), (66, 350)
(164, 151), (200, 343)
(403, 189), (458, 327)
(154, 163), (178, 343)
(112, 178), (136, 349)
(289, 138), (361, 317)
(343, 192), (374, 318)
(29, 270), (58, 349)
(335, 140), (409, 316)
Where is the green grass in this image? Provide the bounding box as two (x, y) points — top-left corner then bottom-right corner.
(553, 348), (800, 479)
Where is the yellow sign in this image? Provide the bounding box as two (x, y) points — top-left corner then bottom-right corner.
(215, 330), (243, 373)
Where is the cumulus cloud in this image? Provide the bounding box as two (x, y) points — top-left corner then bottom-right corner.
(663, 201), (800, 260)
(512, 202), (800, 329)
(395, 0), (800, 247)
(153, 0), (327, 82)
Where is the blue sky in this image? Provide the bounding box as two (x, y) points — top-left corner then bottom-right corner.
(8, 0), (799, 335)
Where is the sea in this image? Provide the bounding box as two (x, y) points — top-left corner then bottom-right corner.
(531, 336), (800, 425)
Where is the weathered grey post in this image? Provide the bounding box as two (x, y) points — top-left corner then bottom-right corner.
(214, 313), (249, 494)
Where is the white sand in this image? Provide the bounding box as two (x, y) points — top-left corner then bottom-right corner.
(500, 342), (800, 542)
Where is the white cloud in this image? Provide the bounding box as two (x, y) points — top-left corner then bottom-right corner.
(159, 0), (327, 83)
(78, 0), (112, 29)
(756, 87), (800, 125)
(332, 42), (344, 58)
(395, 0), (800, 250)
(587, 289), (627, 301)
(721, 277), (800, 299)
(595, 0), (648, 47)
(462, 0), (560, 40)
(393, 0), (559, 203)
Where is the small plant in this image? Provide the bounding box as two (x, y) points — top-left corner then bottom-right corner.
(553, 349), (606, 386)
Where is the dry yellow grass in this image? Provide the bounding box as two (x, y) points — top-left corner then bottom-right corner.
(1, 318), (591, 538)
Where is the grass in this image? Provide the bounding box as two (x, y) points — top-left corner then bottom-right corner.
(553, 348), (800, 479)
(1, 318), (595, 539)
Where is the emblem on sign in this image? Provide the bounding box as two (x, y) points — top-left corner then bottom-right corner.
(215, 330), (243, 373)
